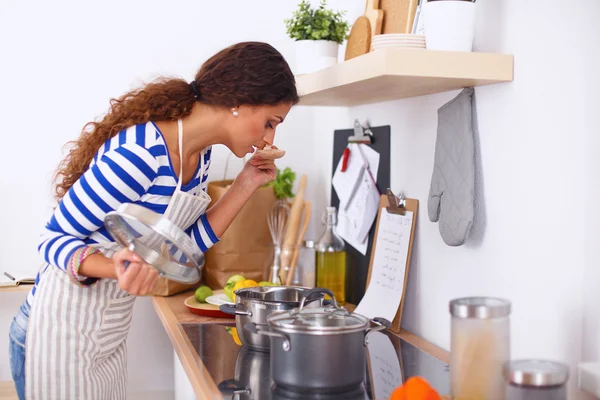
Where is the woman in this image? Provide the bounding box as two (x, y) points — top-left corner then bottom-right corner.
(8, 41), (298, 400)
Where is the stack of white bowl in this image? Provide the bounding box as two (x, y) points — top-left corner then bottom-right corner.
(370, 34), (426, 51)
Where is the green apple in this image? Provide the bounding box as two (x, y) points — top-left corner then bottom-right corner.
(195, 285), (213, 303)
(224, 274), (246, 300)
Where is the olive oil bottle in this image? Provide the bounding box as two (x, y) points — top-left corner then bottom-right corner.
(315, 207), (347, 304)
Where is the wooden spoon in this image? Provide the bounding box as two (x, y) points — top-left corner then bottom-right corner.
(285, 201), (312, 286)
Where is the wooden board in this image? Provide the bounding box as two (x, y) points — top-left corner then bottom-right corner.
(345, 16), (372, 61)
(365, 0), (380, 10)
(365, 8), (384, 39)
(380, 0), (419, 34)
(364, 194), (418, 333)
(296, 47), (514, 106)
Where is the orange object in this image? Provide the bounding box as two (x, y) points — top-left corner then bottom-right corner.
(390, 377), (441, 400)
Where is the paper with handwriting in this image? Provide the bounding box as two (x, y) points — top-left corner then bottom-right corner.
(367, 331), (403, 399)
(355, 209), (413, 321)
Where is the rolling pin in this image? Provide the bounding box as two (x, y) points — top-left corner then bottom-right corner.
(279, 174), (307, 281)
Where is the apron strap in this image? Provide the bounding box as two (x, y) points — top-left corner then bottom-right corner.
(176, 119), (184, 192)
(176, 119), (207, 194)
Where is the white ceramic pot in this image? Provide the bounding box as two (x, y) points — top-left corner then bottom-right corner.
(423, 0), (476, 52)
(294, 40), (339, 75)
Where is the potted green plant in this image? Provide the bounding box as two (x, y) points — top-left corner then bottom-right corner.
(285, 0), (350, 75)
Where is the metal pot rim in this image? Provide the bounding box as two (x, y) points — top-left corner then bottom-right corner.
(235, 286), (324, 306)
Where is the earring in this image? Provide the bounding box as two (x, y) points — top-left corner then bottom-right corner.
(231, 108), (239, 117)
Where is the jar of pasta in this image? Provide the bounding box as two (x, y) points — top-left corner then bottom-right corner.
(450, 297), (511, 400)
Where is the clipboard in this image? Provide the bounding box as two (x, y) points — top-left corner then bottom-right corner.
(363, 191), (418, 333)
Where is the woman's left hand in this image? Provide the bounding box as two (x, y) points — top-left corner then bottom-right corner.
(238, 150), (277, 190)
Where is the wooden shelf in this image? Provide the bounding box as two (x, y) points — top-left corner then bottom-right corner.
(296, 47), (514, 106)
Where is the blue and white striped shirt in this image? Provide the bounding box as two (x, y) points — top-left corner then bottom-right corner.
(27, 121), (218, 306)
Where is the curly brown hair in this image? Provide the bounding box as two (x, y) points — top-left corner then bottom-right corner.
(53, 41), (299, 201)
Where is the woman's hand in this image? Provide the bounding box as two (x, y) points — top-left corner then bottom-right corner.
(113, 248), (159, 296)
(239, 148), (278, 190)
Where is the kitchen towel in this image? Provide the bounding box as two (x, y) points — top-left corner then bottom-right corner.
(428, 88), (476, 246)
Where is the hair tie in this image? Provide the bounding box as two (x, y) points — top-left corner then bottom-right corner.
(190, 81), (200, 100)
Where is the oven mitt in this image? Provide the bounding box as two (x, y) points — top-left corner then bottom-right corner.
(428, 88), (476, 246)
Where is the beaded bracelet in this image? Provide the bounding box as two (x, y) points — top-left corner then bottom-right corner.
(68, 246), (101, 287)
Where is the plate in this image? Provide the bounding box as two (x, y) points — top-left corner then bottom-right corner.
(206, 292), (235, 306)
(372, 39), (426, 44)
(373, 34), (425, 39)
(184, 292), (233, 319)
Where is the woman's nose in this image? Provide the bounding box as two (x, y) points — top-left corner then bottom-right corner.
(263, 130), (275, 145)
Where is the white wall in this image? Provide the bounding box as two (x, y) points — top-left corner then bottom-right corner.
(310, 0), (598, 398)
(583, 0), (600, 370)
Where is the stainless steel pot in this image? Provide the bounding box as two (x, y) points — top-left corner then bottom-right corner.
(246, 288), (390, 393)
(220, 286), (325, 352)
(217, 346), (271, 400)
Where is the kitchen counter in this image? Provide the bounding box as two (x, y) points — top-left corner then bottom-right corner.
(153, 290), (451, 399)
(0, 284), (33, 293)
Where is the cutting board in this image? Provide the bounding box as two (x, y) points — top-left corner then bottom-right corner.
(345, 16), (372, 61)
(365, 8), (384, 38)
(380, 0), (419, 34)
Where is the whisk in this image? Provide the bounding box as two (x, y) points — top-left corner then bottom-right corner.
(267, 199), (289, 284)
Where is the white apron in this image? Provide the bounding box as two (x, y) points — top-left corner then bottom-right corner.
(25, 119), (211, 400)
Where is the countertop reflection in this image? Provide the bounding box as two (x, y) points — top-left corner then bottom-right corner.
(178, 322), (449, 399)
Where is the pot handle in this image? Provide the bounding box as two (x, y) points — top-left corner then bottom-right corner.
(364, 317), (392, 346)
(299, 287), (338, 311)
(219, 304), (252, 317)
(217, 379), (251, 396)
(244, 323), (292, 352)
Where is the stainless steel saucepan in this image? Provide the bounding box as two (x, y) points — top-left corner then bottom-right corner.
(219, 286), (325, 352)
(245, 288), (391, 393)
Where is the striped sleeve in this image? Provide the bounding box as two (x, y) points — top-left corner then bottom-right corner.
(189, 214), (219, 252)
(38, 143), (160, 273)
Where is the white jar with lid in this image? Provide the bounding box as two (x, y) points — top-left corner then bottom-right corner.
(504, 360), (569, 400)
(450, 297), (511, 400)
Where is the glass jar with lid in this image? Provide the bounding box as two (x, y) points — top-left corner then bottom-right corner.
(504, 360), (569, 400)
(449, 297), (511, 400)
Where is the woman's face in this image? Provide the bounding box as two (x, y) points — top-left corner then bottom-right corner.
(225, 102), (293, 157)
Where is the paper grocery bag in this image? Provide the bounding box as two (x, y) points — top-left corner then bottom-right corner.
(149, 276), (197, 296)
(203, 179), (277, 289)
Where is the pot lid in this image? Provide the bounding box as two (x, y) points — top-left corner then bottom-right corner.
(267, 288), (368, 334)
(267, 305), (368, 334)
(104, 203), (204, 284)
(504, 360), (569, 387)
(449, 297), (511, 319)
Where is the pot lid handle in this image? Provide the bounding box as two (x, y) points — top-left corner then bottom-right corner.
(298, 287), (338, 311)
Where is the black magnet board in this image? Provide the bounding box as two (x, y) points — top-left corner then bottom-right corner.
(330, 125), (391, 305)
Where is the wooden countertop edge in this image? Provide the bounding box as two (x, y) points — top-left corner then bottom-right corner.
(152, 296), (221, 400)
(394, 328), (450, 365)
(0, 284), (34, 293)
